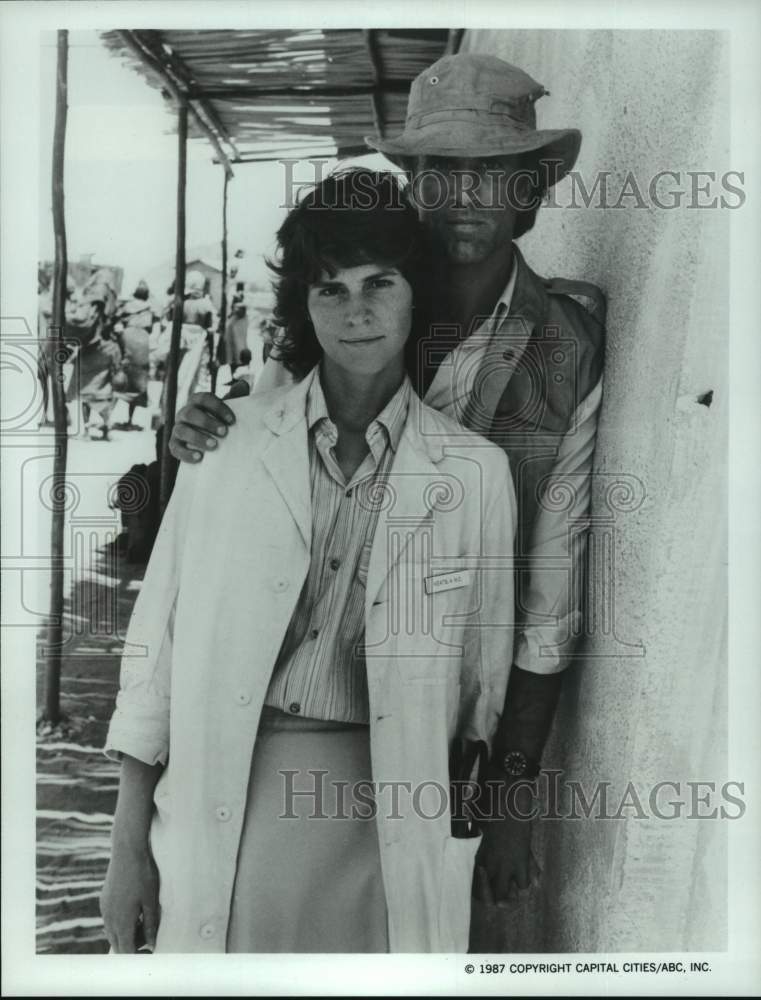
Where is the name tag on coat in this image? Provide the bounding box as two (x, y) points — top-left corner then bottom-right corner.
(424, 571), (472, 596)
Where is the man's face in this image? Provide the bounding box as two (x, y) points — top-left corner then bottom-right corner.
(411, 155), (531, 265)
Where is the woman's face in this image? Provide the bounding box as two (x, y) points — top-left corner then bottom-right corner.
(306, 263), (413, 377)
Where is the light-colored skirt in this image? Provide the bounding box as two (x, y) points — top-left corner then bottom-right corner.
(226, 706), (389, 953)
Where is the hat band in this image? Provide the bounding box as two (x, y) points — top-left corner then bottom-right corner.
(408, 106), (536, 132)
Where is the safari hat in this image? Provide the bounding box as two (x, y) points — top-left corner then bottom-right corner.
(365, 53), (581, 185)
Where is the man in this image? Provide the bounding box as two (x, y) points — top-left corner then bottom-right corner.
(168, 53), (605, 917)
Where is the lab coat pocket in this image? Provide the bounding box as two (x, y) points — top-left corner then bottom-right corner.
(392, 579), (470, 682)
(437, 832), (482, 952)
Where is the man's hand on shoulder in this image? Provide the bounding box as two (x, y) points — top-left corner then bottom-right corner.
(168, 392), (237, 463)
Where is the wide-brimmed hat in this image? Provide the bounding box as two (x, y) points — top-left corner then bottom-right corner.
(365, 53), (581, 185)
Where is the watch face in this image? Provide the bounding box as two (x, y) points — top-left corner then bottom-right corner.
(503, 750), (528, 777)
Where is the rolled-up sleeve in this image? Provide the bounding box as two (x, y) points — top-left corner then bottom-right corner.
(513, 375), (603, 675)
(104, 465), (194, 766)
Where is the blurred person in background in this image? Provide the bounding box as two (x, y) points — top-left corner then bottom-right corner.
(223, 281), (249, 373)
(113, 280), (158, 429)
(65, 269), (123, 441)
(154, 270), (218, 422)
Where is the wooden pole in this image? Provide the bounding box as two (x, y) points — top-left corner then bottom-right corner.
(159, 98), (188, 513)
(444, 29), (465, 55)
(363, 30), (385, 140)
(44, 29), (69, 724)
(216, 169), (230, 385)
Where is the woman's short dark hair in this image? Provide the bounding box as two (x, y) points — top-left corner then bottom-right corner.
(267, 168), (427, 378)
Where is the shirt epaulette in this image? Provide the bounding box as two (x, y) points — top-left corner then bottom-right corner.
(544, 276), (607, 327)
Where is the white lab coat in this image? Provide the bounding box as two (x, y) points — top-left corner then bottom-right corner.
(106, 370), (517, 953)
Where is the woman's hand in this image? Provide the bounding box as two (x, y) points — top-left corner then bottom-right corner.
(100, 840), (160, 953)
(101, 754), (165, 952)
(168, 392), (237, 463)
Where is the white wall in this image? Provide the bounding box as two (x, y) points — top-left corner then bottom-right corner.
(464, 29), (729, 952)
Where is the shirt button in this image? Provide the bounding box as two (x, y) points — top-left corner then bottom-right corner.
(272, 577), (289, 592)
(345, 489), (353, 498)
(310, 628), (319, 639)
(289, 702), (301, 714)
(234, 691), (251, 706)
(215, 806), (231, 822)
(199, 922), (215, 939)
(329, 558), (340, 571)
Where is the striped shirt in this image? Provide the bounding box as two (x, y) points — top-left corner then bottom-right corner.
(264, 367), (412, 724)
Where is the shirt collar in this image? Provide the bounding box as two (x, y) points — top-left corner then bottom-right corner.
(375, 374), (412, 453)
(491, 252), (519, 329)
(306, 365), (411, 454)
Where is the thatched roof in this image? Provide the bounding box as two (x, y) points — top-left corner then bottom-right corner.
(100, 29), (462, 170)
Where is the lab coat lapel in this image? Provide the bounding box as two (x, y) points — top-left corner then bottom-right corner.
(364, 395), (442, 617)
(260, 377), (313, 550)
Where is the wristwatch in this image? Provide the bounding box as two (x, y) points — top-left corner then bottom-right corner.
(497, 749), (541, 780)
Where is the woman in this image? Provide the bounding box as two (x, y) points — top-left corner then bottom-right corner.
(101, 170), (517, 954)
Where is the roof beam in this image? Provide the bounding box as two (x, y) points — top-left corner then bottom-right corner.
(116, 29), (235, 177)
(216, 143), (370, 165)
(133, 30), (242, 162)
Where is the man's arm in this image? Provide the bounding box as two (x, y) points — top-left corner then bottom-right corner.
(475, 377), (603, 903)
(168, 354), (294, 462)
(511, 376), (603, 676)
